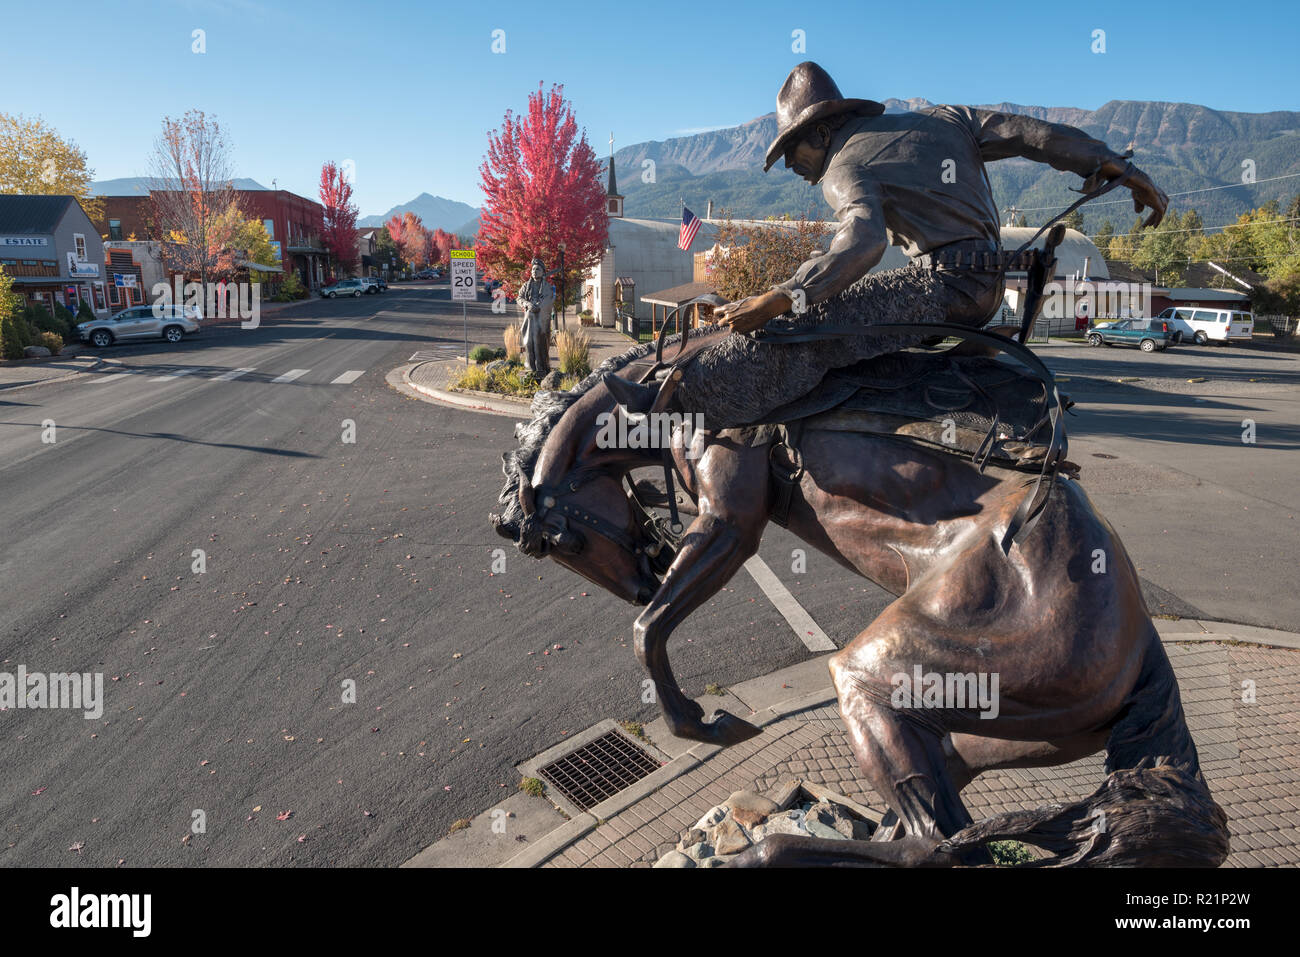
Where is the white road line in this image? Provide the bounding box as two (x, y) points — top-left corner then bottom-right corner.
(271, 368), (310, 383)
(150, 367), (201, 381)
(214, 367), (256, 381)
(90, 373), (131, 385)
(743, 555), (837, 652)
(331, 370), (365, 385)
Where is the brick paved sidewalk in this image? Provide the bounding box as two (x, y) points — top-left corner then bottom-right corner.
(504, 635), (1300, 869)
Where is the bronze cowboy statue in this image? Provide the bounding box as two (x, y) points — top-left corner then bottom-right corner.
(492, 63), (1228, 867)
(605, 61), (1168, 430)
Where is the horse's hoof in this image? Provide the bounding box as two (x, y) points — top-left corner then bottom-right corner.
(705, 710), (762, 747)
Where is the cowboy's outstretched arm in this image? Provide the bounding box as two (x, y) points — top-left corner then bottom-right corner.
(964, 108), (1167, 226)
(717, 176), (887, 333)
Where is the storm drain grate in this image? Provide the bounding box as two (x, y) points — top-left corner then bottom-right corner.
(536, 731), (662, 811)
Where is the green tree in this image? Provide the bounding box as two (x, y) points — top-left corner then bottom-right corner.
(373, 226), (403, 275)
(0, 113), (103, 222)
(1092, 219), (1115, 253)
(1061, 208), (1085, 232)
(1132, 212), (1189, 285)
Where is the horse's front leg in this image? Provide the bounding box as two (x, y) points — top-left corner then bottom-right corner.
(634, 512), (762, 746)
(634, 439), (772, 747)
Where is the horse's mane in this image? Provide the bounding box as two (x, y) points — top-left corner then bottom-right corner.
(495, 330), (700, 529)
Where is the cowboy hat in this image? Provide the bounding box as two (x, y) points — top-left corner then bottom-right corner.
(763, 62), (886, 172)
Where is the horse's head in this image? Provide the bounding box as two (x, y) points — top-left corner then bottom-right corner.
(490, 372), (669, 606)
(490, 326), (726, 604)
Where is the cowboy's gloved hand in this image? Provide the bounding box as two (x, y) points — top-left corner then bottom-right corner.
(714, 289), (795, 334)
(1091, 159), (1167, 228)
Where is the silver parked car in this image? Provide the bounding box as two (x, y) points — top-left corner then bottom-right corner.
(79, 305), (202, 348)
(321, 278), (365, 298)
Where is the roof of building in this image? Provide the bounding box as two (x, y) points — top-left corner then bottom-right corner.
(0, 195), (77, 234)
(607, 158), (620, 199)
(641, 280), (719, 305)
(997, 227), (1110, 280)
(1104, 258), (1262, 297)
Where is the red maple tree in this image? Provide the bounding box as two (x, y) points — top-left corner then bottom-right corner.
(475, 83), (607, 302)
(319, 161), (359, 277)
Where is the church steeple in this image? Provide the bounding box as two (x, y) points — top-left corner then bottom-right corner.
(605, 131), (623, 218)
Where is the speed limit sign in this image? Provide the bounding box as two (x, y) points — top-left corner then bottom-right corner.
(450, 250), (477, 301)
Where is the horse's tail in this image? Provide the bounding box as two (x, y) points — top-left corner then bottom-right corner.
(941, 626), (1230, 867)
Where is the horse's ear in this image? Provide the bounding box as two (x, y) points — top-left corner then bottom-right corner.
(605, 374), (658, 414)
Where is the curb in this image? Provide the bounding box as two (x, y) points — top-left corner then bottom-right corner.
(399, 361), (531, 418)
(0, 355), (110, 393)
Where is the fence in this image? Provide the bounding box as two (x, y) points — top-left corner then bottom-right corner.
(1254, 314), (1297, 337)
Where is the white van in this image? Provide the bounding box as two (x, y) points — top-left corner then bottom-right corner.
(1155, 307), (1253, 345)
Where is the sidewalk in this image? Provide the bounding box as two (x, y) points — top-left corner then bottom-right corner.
(407, 618), (1300, 868)
(398, 322), (638, 417)
(0, 350), (107, 391)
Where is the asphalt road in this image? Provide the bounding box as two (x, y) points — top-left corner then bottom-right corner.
(1, 293), (1295, 865)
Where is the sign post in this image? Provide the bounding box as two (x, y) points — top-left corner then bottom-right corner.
(450, 249), (477, 364)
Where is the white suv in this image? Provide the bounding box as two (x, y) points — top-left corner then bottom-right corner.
(1155, 307), (1253, 345)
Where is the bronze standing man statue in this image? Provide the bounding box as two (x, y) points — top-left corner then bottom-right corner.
(518, 256), (556, 375)
(610, 61), (1168, 429)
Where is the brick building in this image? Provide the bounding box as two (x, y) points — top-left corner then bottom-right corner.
(95, 187), (328, 290)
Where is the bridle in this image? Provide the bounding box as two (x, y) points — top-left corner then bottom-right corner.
(516, 322), (700, 581)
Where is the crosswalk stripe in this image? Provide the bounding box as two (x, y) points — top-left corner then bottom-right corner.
(271, 368), (310, 383)
(214, 367), (256, 381)
(91, 373), (131, 385)
(330, 370), (365, 385)
(150, 367), (201, 381)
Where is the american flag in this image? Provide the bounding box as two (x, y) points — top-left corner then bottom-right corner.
(678, 206), (702, 251)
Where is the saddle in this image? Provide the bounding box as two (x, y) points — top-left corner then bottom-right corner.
(750, 349), (1067, 472)
(729, 346), (1077, 531)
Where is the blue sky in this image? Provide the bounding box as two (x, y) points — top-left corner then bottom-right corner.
(5, 0), (1297, 217)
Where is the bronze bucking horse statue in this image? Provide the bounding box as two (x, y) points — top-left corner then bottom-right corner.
(490, 326), (1229, 867)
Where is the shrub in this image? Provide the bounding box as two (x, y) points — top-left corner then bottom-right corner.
(503, 324), (522, 362)
(469, 344), (496, 363)
(36, 330), (63, 356)
(281, 272), (308, 300)
(988, 840), (1036, 865)
(494, 347), (507, 360)
(557, 329), (591, 378)
(448, 364), (488, 391)
(53, 303), (77, 334)
(1, 317), (24, 359)
(76, 300), (96, 323)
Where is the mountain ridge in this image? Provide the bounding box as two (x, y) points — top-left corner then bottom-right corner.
(609, 98), (1300, 231)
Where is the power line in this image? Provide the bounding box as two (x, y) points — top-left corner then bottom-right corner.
(1086, 215), (1300, 239)
(1013, 171), (1300, 212)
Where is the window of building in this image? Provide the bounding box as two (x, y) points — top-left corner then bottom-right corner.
(263, 219), (275, 239)
(93, 282), (106, 310)
(74, 234), (87, 260)
(110, 284), (120, 306)
(109, 220), (122, 241)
